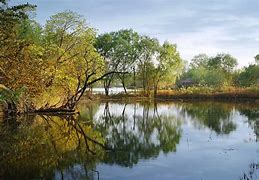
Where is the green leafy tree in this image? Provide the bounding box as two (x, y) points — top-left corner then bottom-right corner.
(95, 33), (115, 95)
(152, 41), (183, 96)
(179, 53), (238, 87)
(96, 29), (141, 95)
(189, 54), (209, 69)
(115, 29), (141, 93)
(137, 36), (160, 95)
(207, 53), (238, 73)
(237, 64), (259, 87)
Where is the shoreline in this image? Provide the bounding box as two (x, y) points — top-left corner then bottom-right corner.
(93, 92), (259, 103)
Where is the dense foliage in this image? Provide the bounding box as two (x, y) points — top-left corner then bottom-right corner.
(178, 53), (238, 87)
(0, 2), (105, 112)
(177, 53), (258, 88)
(96, 30), (183, 96)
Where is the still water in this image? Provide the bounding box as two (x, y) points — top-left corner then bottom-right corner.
(0, 101), (258, 180)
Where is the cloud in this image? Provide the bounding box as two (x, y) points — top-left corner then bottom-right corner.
(11, 0), (259, 67)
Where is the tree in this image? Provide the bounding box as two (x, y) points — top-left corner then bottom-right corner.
(95, 29), (140, 95)
(115, 29), (140, 93)
(1, 8), (118, 113)
(182, 67), (226, 87)
(237, 64), (259, 87)
(37, 11), (106, 111)
(189, 54), (209, 69)
(207, 53), (238, 73)
(0, 1), (41, 113)
(137, 35), (159, 95)
(95, 33), (115, 95)
(179, 53), (238, 87)
(152, 41), (183, 96)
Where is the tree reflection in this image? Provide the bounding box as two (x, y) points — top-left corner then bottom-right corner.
(179, 102), (236, 135)
(239, 106), (259, 141)
(94, 102), (182, 167)
(239, 162), (259, 180)
(0, 114), (105, 180)
(1, 101), (257, 179)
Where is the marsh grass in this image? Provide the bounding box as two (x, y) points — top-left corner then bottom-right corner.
(96, 86), (259, 102)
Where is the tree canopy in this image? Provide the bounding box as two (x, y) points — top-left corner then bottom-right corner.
(178, 53), (238, 87)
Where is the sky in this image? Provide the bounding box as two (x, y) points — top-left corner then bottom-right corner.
(11, 0), (259, 67)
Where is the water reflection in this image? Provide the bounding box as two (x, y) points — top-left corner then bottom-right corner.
(94, 102), (182, 167)
(0, 114), (104, 180)
(239, 162), (259, 180)
(178, 102), (237, 135)
(239, 107), (259, 141)
(0, 101), (258, 179)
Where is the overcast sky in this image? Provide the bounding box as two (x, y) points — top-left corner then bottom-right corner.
(12, 0), (259, 67)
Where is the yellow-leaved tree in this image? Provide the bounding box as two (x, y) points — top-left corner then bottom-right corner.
(34, 11), (105, 111)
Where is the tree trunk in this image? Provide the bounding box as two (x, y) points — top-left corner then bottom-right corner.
(103, 74), (114, 96)
(133, 67), (136, 95)
(142, 79), (146, 95)
(103, 79), (110, 96)
(142, 73), (147, 96)
(122, 79), (127, 94)
(154, 86), (158, 97)
(104, 86), (109, 96)
(153, 79), (159, 98)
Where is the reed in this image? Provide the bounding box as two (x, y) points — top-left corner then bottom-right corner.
(95, 86), (259, 102)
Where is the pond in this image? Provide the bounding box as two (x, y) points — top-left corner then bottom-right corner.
(0, 101), (258, 180)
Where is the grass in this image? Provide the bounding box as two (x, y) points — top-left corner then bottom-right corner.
(155, 86), (259, 101)
(94, 86), (259, 102)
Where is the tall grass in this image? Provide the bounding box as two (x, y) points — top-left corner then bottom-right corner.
(156, 86), (258, 100)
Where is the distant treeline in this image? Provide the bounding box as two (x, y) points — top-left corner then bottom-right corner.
(177, 53), (259, 88)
